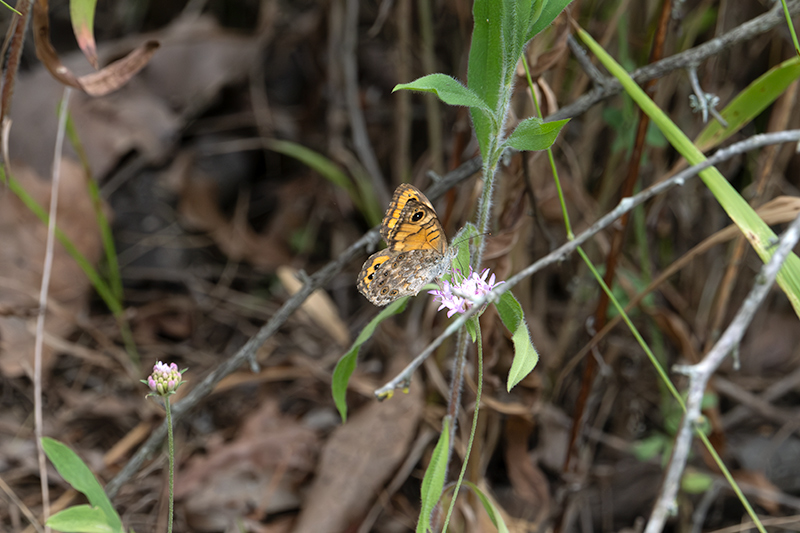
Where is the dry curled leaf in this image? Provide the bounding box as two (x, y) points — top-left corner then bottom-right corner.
(33, 0), (159, 96)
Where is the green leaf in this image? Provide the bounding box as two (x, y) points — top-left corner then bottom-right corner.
(47, 505), (118, 533)
(394, 74), (492, 116)
(463, 481), (510, 533)
(418, 417), (451, 533)
(681, 470), (714, 494)
(576, 26), (800, 321)
(695, 56), (800, 152)
(631, 434), (667, 462)
(70, 0), (99, 69)
(505, 117), (570, 151)
(528, 0), (574, 40)
(496, 291), (539, 391)
(465, 317), (479, 342)
(332, 298), (409, 421)
(449, 222), (479, 279)
(41, 438), (123, 532)
(468, 0), (506, 159)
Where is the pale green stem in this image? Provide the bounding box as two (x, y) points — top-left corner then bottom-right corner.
(442, 318), (483, 531)
(165, 397), (174, 533)
(522, 55), (572, 238)
(445, 328), (469, 444)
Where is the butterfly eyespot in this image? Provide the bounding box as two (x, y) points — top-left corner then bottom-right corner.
(412, 211), (424, 222)
(389, 289), (398, 297)
(368, 273), (374, 280)
(381, 287), (389, 295)
(374, 262), (382, 270)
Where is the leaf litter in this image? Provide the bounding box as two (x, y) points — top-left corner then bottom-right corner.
(2, 2), (800, 533)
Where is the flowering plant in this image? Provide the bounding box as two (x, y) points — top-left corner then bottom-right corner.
(429, 267), (504, 318)
(143, 361), (185, 397)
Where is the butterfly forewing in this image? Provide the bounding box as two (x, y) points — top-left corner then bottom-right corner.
(357, 183), (451, 306)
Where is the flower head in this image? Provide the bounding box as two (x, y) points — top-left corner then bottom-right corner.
(143, 361), (184, 397)
(429, 267), (503, 317)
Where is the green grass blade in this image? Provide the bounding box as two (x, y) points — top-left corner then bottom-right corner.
(332, 298), (409, 421)
(463, 481), (510, 533)
(576, 27), (800, 320)
(3, 167), (121, 315)
(65, 114), (124, 303)
(264, 139), (382, 226)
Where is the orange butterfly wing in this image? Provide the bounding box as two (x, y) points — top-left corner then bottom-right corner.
(357, 184), (450, 306)
(381, 184), (446, 254)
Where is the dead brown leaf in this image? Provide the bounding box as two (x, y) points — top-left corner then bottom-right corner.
(175, 400), (318, 531)
(11, 15), (258, 181)
(278, 266), (350, 347)
(292, 376), (423, 533)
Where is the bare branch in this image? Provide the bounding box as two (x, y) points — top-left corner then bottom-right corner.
(375, 130), (800, 397)
(645, 212), (800, 533)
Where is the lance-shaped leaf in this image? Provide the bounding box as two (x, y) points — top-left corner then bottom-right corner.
(47, 505), (121, 533)
(417, 417), (451, 533)
(394, 74), (492, 116)
(528, 0), (574, 41)
(70, 0), (99, 68)
(332, 298), (409, 422)
(42, 438), (123, 532)
(496, 291), (539, 391)
(505, 116), (570, 152)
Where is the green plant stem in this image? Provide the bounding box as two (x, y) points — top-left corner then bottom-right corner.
(781, 0), (800, 57)
(473, 143), (500, 267)
(446, 328), (469, 445)
(442, 318), (483, 531)
(165, 397), (174, 533)
(522, 56), (573, 238)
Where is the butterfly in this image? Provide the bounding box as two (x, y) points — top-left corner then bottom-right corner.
(357, 184), (452, 306)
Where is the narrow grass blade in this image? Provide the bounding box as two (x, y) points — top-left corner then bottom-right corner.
(576, 27), (800, 319)
(332, 298), (409, 421)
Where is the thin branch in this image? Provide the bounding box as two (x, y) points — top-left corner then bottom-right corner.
(549, 1), (800, 122)
(566, 34), (607, 88)
(645, 212), (800, 533)
(687, 65), (727, 127)
(375, 130), (800, 396)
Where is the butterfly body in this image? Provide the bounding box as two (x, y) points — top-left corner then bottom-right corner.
(357, 184), (451, 306)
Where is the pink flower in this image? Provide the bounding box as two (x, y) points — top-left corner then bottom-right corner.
(429, 267), (503, 317)
(144, 361), (184, 397)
